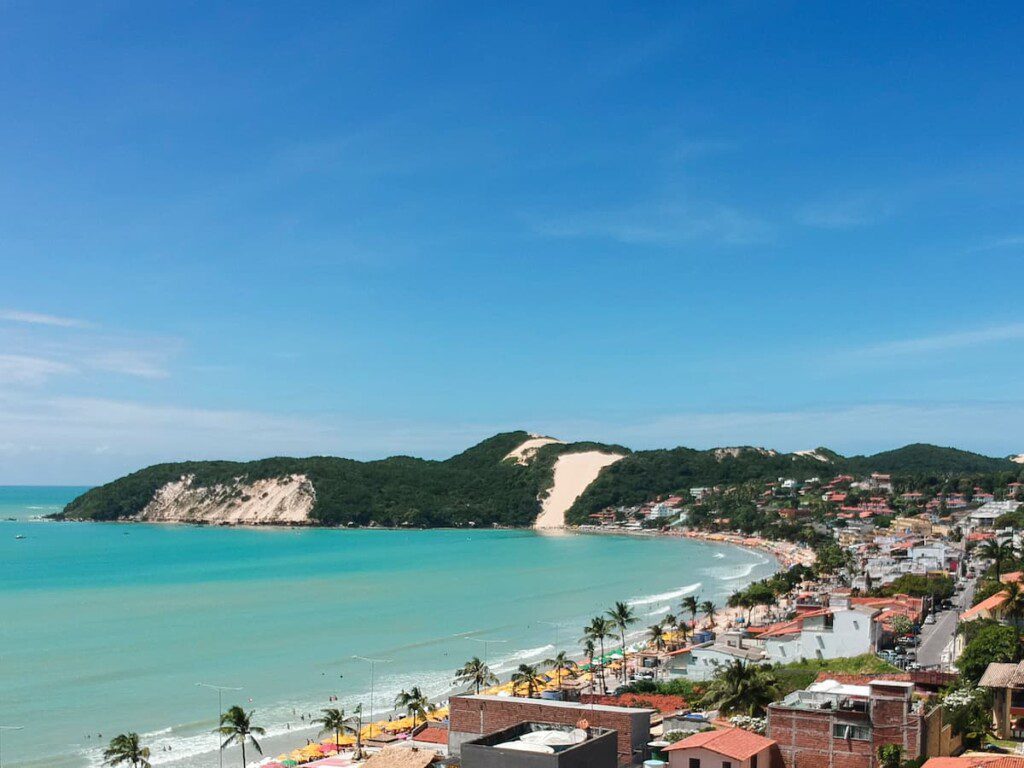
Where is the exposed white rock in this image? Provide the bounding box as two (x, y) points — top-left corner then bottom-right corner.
(794, 449), (831, 463)
(139, 474), (315, 525)
(1012, 454), (1024, 465)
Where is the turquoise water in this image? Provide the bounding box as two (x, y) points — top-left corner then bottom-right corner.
(0, 487), (777, 768)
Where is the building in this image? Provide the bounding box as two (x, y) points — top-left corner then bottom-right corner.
(460, 722), (618, 768)
(768, 679), (931, 768)
(447, 694), (654, 766)
(664, 727), (777, 768)
(979, 660), (1024, 739)
(759, 599), (880, 664)
(675, 633), (765, 681)
(969, 501), (1021, 528)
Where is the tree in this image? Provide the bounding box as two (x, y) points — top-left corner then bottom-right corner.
(608, 601), (638, 682)
(581, 638), (596, 669)
(511, 663), (541, 698)
(544, 651), (578, 688)
(877, 744), (903, 768)
(348, 705), (364, 760)
(1004, 581), (1024, 626)
(682, 595), (700, 629)
(217, 706), (265, 768)
(314, 708), (355, 756)
(582, 616), (614, 693)
(958, 623), (1021, 684)
(700, 600), (717, 627)
(889, 614), (913, 637)
(454, 656), (498, 694)
(648, 624), (667, 652)
(394, 687), (433, 731)
(699, 660), (780, 716)
(980, 539), (1018, 581)
(103, 733), (151, 768)
(942, 686), (992, 748)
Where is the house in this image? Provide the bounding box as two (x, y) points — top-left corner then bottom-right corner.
(678, 634), (766, 681)
(759, 598), (880, 664)
(970, 501), (1022, 528)
(768, 679), (939, 768)
(870, 473), (894, 493)
(460, 722), (618, 768)
(960, 590), (1010, 623)
(979, 660), (1024, 739)
(664, 728), (776, 768)
(447, 694), (655, 766)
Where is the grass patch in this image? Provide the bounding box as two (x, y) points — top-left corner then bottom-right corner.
(774, 654), (901, 695)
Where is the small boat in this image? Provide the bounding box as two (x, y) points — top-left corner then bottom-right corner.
(15, 534), (26, 540)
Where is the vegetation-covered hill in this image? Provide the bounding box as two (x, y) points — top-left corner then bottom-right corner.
(57, 434), (1019, 528)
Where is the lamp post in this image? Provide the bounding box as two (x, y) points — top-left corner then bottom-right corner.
(196, 683), (243, 768)
(352, 656), (391, 739)
(0, 726), (24, 768)
(465, 637), (506, 666)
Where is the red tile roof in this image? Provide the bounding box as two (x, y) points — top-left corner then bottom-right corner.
(582, 692), (688, 714)
(664, 727), (776, 759)
(924, 757), (1024, 768)
(411, 727), (448, 745)
(962, 590), (1008, 620)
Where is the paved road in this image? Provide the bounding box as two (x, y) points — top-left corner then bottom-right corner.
(916, 577), (976, 669)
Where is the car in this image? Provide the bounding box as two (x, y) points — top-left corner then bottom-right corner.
(924, 614), (936, 625)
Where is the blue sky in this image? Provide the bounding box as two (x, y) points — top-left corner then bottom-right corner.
(2, 2), (1024, 482)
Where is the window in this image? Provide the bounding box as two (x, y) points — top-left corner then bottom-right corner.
(690, 759), (701, 768)
(751, 756), (758, 768)
(723, 761), (732, 768)
(832, 723), (871, 741)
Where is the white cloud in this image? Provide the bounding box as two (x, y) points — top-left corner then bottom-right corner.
(535, 201), (771, 246)
(0, 354), (76, 384)
(0, 309), (91, 328)
(796, 193), (894, 229)
(846, 323), (1024, 358)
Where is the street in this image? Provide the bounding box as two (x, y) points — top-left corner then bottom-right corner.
(916, 577), (976, 669)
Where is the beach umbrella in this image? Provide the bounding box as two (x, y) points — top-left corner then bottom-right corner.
(281, 761), (298, 767)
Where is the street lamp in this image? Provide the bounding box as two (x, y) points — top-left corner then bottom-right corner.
(196, 683), (243, 768)
(352, 656), (391, 739)
(465, 637), (507, 666)
(0, 726), (24, 768)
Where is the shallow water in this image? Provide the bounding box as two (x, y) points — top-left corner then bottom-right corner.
(0, 486), (777, 768)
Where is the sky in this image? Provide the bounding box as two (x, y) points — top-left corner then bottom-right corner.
(2, 1), (1024, 483)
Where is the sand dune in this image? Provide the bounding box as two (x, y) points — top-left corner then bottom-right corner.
(534, 451), (624, 529)
(139, 474), (315, 524)
(504, 434), (565, 465)
(1012, 454), (1024, 465)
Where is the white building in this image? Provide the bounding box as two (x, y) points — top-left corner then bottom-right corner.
(760, 599), (880, 664)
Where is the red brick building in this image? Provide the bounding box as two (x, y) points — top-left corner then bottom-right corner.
(768, 680), (925, 768)
(448, 694), (655, 766)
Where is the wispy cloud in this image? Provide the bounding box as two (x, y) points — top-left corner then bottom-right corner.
(972, 235), (1024, 252)
(535, 201), (772, 247)
(0, 309), (92, 328)
(0, 354), (76, 384)
(796, 193), (895, 229)
(846, 323), (1024, 358)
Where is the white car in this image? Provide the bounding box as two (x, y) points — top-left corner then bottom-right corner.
(924, 614), (936, 625)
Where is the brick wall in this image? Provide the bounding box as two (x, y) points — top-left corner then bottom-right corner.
(449, 695), (651, 765)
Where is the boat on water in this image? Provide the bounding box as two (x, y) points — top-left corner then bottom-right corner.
(15, 534), (26, 540)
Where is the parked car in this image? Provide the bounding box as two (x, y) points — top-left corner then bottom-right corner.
(924, 614), (936, 625)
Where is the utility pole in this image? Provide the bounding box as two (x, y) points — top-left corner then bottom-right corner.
(353, 656), (391, 739)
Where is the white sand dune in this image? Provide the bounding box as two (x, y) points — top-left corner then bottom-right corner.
(140, 474), (315, 524)
(1012, 454), (1024, 465)
(794, 449), (830, 463)
(504, 434), (565, 465)
(534, 451), (625, 529)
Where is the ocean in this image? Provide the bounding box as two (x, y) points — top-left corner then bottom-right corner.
(0, 486), (777, 768)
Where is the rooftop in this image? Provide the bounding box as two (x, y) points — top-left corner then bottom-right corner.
(664, 728), (776, 760)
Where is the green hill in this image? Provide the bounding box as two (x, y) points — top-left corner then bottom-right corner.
(57, 434), (1020, 528)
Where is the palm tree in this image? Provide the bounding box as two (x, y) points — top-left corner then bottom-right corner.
(607, 601), (638, 681)
(544, 651), (578, 688)
(682, 595), (699, 628)
(1004, 581), (1024, 627)
(394, 686), (433, 731)
(981, 540), (1018, 580)
(103, 733), (151, 768)
(582, 616), (613, 693)
(647, 624), (667, 652)
(699, 660), (780, 716)
(217, 706), (265, 768)
(314, 708), (355, 756)
(511, 663), (542, 698)
(700, 599), (717, 628)
(581, 638), (596, 670)
(454, 656), (498, 694)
